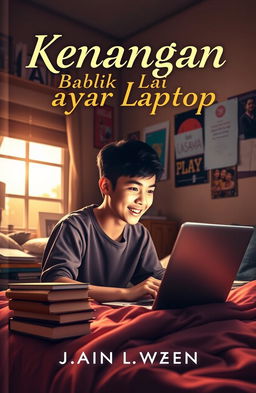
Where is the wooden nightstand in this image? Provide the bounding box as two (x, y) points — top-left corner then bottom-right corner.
(140, 218), (178, 259)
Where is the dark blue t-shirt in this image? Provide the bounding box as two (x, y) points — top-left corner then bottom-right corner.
(41, 205), (165, 287)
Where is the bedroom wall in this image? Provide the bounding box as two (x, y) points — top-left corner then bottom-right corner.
(5, 0), (256, 225)
(7, 0), (121, 208)
(120, 0), (256, 226)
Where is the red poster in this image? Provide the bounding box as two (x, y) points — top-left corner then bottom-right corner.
(94, 106), (114, 149)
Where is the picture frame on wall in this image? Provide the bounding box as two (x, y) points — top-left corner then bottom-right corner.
(38, 212), (64, 237)
(228, 90), (256, 179)
(229, 90), (256, 140)
(94, 105), (114, 149)
(143, 121), (169, 181)
(211, 166), (238, 199)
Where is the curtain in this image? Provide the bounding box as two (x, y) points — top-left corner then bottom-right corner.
(0, 75), (67, 146)
(66, 110), (83, 212)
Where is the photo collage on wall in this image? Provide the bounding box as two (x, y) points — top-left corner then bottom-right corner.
(171, 91), (256, 199)
(125, 90), (255, 199)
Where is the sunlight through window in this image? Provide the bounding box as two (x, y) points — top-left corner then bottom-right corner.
(0, 137), (66, 231)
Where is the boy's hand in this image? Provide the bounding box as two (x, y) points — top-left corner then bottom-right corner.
(123, 277), (161, 301)
(55, 276), (161, 303)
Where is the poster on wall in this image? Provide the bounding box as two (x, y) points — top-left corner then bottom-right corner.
(143, 121), (169, 181)
(232, 90), (256, 140)
(174, 109), (208, 187)
(94, 105), (114, 149)
(229, 90), (256, 178)
(238, 139), (256, 178)
(204, 99), (238, 169)
(211, 166), (238, 199)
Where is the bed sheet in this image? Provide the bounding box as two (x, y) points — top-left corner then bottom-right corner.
(0, 281), (256, 393)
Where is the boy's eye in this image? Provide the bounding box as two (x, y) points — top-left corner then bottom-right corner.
(148, 189), (155, 194)
(129, 187), (139, 191)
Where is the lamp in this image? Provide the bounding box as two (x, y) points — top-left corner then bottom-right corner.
(0, 182), (6, 229)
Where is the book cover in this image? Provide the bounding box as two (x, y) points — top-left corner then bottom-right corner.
(1, 1), (256, 393)
(7, 282), (89, 290)
(6, 287), (89, 301)
(0, 248), (37, 261)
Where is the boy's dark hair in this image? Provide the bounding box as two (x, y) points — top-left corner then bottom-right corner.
(97, 140), (163, 189)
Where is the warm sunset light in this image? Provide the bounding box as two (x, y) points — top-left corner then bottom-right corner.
(0, 137), (64, 230)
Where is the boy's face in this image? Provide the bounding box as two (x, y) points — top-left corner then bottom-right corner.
(108, 175), (156, 225)
(245, 99), (255, 113)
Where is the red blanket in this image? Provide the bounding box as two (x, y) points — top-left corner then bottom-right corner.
(1, 282), (256, 393)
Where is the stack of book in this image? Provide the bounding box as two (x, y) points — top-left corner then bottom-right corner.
(6, 282), (94, 340)
(0, 249), (41, 289)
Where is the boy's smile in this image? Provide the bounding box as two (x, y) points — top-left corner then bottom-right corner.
(94, 174), (157, 241)
(96, 175), (155, 226)
(109, 175), (156, 225)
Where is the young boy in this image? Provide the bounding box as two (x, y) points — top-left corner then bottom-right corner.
(41, 140), (165, 302)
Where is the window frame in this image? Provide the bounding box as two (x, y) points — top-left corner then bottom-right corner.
(0, 138), (68, 231)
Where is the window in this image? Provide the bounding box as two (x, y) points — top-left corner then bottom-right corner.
(0, 136), (67, 231)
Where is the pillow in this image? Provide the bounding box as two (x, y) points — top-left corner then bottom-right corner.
(0, 232), (23, 250)
(7, 231), (31, 245)
(236, 227), (256, 281)
(22, 238), (48, 256)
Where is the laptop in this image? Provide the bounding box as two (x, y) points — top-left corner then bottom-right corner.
(102, 222), (254, 310)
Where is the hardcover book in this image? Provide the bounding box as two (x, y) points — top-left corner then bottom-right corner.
(8, 282), (89, 290)
(9, 318), (91, 340)
(6, 288), (89, 302)
(9, 299), (91, 314)
(0, 249), (37, 262)
(12, 309), (95, 324)
(0, 263), (41, 269)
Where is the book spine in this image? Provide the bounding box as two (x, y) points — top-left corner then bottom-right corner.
(6, 292), (89, 302)
(9, 300), (49, 313)
(0, 268), (41, 273)
(6, 292), (49, 302)
(9, 300), (91, 314)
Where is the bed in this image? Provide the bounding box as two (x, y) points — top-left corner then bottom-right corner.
(1, 281), (256, 393)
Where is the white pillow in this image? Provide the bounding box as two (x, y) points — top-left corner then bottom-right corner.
(22, 238), (48, 256)
(0, 232), (23, 250)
